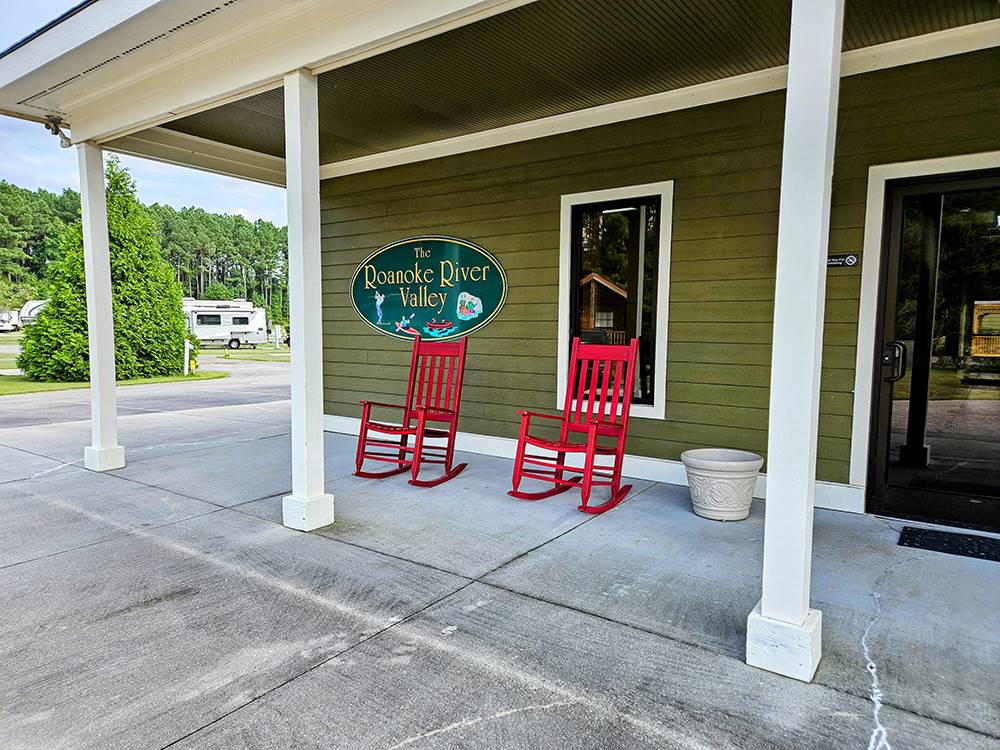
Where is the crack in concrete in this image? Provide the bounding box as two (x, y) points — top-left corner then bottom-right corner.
(29, 457), (83, 479)
(862, 589), (891, 750)
(386, 698), (581, 749)
(7, 435), (273, 487)
(861, 553), (932, 750)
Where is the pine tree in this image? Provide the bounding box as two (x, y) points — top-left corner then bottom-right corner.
(203, 281), (234, 300)
(18, 159), (191, 382)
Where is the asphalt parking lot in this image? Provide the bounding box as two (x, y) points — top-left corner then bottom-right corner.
(0, 355), (289, 428)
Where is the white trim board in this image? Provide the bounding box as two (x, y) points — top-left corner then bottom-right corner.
(102, 127), (286, 187)
(558, 181), (673, 421)
(319, 20), (1000, 179)
(849, 150), (1000, 489)
(325, 414), (864, 513)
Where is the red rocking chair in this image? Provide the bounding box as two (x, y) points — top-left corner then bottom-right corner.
(355, 336), (469, 487)
(509, 337), (639, 514)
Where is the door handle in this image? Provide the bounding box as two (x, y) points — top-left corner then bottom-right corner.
(882, 341), (907, 382)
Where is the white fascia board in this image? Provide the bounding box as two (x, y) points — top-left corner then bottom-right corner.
(67, 0), (538, 144)
(0, 108), (47, 124)
(0, 0), (163, 90)
(102, 126), (285, 186)
(320, 19), (1000, 179)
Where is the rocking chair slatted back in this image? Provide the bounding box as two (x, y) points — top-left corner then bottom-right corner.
(563, 337), (639, 436)
(406, 337), (468, 420)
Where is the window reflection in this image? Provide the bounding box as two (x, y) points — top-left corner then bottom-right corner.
(570, 197), (660, 405)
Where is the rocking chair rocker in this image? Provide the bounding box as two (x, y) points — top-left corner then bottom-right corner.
(355, 335), (469, 487)
(509, 336), (639, 514)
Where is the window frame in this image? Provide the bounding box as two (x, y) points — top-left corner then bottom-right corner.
(197, 313), (222, 326)
(558, 180), (673, 420)
(232, 316), (250, 325)
(594, 310), (615, 329)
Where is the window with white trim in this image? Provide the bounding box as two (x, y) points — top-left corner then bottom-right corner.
(558, 181), (673, 419)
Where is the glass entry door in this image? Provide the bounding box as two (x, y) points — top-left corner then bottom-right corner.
(869, 172), (1000, 531)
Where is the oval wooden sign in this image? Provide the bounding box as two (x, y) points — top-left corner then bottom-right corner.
(350, 236), (508, 342)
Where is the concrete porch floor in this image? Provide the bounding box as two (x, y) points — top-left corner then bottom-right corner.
(0, 401), (997, 749)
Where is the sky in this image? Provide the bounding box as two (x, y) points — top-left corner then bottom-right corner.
(0, 1), (286, 226)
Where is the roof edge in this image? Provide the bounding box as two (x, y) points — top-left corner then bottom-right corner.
(0, 0), (101, 61)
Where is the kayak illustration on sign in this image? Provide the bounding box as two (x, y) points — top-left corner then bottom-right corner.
(350, 236), (508, 342)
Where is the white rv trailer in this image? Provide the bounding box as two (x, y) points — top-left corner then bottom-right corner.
(0, 309), (20, 332)
(182, 298), (268, 349)
(18, 300), (46, 326)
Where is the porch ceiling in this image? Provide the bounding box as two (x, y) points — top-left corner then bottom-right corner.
(159, 0), (1000, 165)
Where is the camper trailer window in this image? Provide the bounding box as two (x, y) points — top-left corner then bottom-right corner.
(232, 316), (250, 325)
(197, 314), (222, 325)
(570, 195), (661, 405)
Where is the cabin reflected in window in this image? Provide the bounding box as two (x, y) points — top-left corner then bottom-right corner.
(570, 196), (660, 405)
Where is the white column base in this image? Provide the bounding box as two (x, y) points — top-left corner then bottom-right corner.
(746, 601), (822, 682)
(84, 445), (125, 472)
(282, 493), (335, 531)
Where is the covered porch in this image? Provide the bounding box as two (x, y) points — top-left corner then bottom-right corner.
(1, 404), (998, 747)
(2, 0), (999, 697)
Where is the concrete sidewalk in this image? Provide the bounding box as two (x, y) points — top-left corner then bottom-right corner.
(0, 401), (997, 749)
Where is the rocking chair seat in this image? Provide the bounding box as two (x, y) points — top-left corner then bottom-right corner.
(366, 420), (449, 439)
(522, 433), (617, 454)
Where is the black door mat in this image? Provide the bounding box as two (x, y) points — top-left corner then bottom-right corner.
(898, 526), (1000, 563)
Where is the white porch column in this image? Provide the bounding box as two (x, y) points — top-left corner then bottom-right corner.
(746, 0), (844, 682)
(79, 142), (125, 472)
(282, 69), (335, 530)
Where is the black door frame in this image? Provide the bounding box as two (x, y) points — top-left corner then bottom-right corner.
(866, 169), (1000, 532)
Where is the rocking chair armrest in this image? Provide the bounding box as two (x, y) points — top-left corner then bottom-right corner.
(413, 405), (456, 415)
(516, 410), (565, 424)
(359, 400), (406, 410)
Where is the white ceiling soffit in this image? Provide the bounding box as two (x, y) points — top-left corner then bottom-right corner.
(2, 0), (539, 143)
(0, 0), (279, 121)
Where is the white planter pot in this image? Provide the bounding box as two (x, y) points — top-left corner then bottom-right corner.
(680, 448), (764, 521)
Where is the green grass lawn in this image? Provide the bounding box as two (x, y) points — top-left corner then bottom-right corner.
(0, 370), (227, 397)
(201, 342), (290, 363)
(893, 368), (1000, 402)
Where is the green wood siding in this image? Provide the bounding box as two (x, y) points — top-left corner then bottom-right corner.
(321, 49), (1000, 483)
